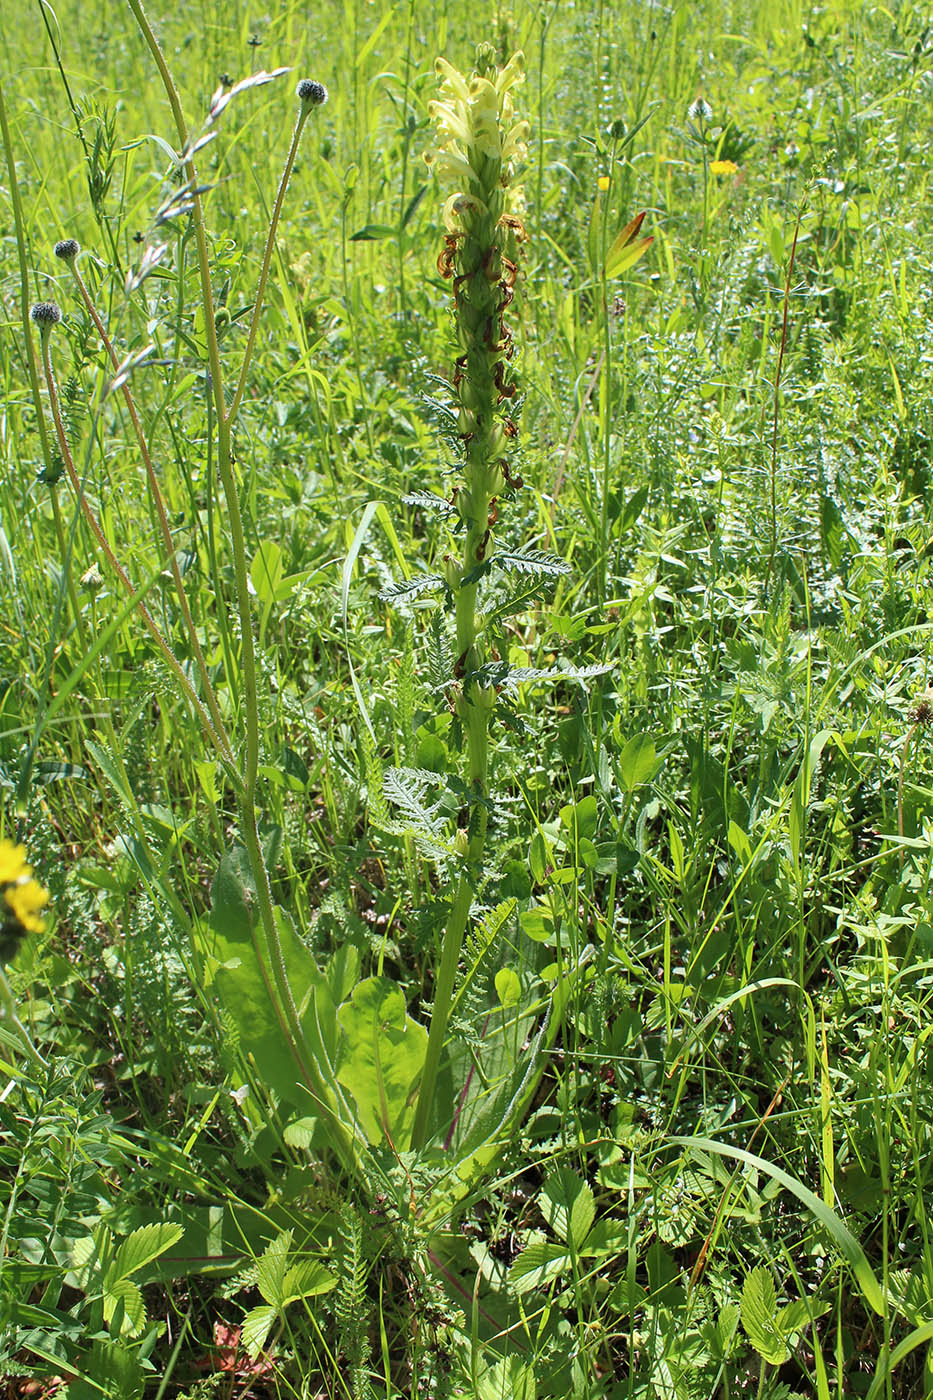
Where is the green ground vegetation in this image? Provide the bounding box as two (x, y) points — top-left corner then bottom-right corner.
(2, 0), (933, 1396)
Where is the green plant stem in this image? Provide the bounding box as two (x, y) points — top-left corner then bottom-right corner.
(0, 80), (53, 475)
(70, 263), (236, 768)
(410, 871), (474, 1149)
(226, 102), (311, 428)
(39, 331), (226, 761)
(0, 964), (48, 1069)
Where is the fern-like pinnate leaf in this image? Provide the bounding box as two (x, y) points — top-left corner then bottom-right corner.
(493, 548), (571, 578)
(378, 573), (443, 602)
(402, 490), (455, 517)
(383, 766), (448, 837)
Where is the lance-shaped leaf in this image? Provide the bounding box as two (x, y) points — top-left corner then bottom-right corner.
(605, 210), (653, 278)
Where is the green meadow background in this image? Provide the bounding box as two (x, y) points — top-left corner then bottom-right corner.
(3, 0), (933, 1396)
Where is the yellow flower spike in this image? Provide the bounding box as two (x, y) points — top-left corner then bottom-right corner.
(709, 159), (738, 175)
(434, 57), (471, 104)
(428, 100), (471, 145)
(496, 51), (526, 94)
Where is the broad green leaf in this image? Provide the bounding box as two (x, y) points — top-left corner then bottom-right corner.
(742, 1266), (788, 1366)
(242, 1303), (278, 1359)
(619, 733), (662, 791)
(559, 794), (598, 841)
(495, 967), (521, 1006)
(202, 851), (348, 1120)
(256, 1229), (293, 1308)
(540, 1170), (595, 1247)
(520, 905), (555, 943)
(110, 1223), (184, 1282)
(336, 977), (428, 1146)
(250, 540), (291, 603)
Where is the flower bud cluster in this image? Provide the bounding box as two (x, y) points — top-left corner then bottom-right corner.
(425, 50), (527, 548)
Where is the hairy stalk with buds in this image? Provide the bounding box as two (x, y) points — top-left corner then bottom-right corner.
(411, 47), (530, 1148)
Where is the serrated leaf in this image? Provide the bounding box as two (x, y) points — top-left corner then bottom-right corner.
(401, 491), (454, 516)
(241, 1303), (278, 1358)
(508, 1240), (571, 1294)
(110, 1222), (184, 1283)
(540, 1170), (595, 1247)
(493, 548), (571, 578)
(383, 766), (448, 836)
(256, 1230), (293, 1308)
(742, 1266), (789, 1366)
(378, 573), (443, 602)
(102, 1277), (146, 1336)
(282, 1258), (337, 1301)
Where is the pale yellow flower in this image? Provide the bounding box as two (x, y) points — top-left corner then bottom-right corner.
(1, 839), (48, 940)
(709, 159), (738, 176)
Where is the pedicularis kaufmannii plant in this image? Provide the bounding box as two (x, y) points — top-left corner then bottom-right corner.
(410, 46), (532, 1147)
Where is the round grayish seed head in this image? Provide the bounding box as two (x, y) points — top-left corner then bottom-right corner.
(54, 238), (80, 261)
(30, 301), (62, 327)
(296, 79), (327, 106)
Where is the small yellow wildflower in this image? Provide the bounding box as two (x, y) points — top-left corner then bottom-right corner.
(1, 840), (48, 964)
(709, 159), (738, 176)
(597, 176), (611, 191)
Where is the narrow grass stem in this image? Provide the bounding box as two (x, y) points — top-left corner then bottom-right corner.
(39, 332), (228, 764)
(0, 81), (54, 476)
(68, 263), (236, 767)
(226, 104), (311, 428)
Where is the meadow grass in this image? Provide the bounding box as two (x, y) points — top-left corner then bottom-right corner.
(2, 0), (933, 1396)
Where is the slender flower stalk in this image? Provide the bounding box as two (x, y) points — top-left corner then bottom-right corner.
(32, 303), (229, 766)
(54, 238), (236, 769)
(411, 47), (529, 1149)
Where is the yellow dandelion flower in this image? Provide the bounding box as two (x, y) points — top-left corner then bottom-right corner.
(1, 839), (49, 964)
(597, 175), (611, 191)
(709, 159), (738, 176)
